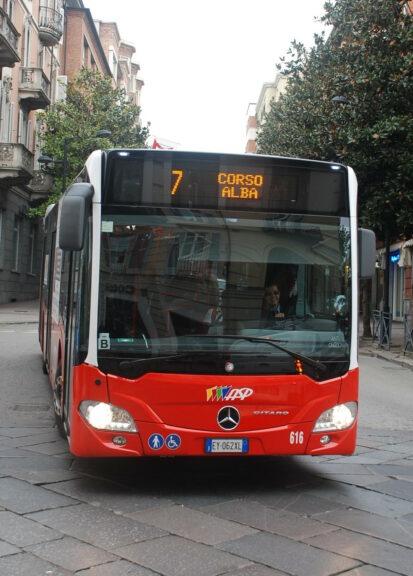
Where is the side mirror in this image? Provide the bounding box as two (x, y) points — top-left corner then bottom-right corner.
(358, 228), (376, 278)
(58, 183), (94, 251)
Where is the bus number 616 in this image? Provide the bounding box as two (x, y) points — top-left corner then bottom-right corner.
(290, 431), (304, 445)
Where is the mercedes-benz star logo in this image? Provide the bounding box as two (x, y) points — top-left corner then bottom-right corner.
(217, 406), (240, 430)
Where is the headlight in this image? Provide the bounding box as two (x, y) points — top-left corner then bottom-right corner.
(79, 401), (137, 433)
(313, 402), (357, 433)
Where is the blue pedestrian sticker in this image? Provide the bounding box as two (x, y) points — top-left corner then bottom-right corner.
(148, 434), (164, 450)
(165, 434), (181, 450)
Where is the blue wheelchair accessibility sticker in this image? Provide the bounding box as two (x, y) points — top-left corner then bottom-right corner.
(165, 434), (181, 450)
(148, 434), (164, 450)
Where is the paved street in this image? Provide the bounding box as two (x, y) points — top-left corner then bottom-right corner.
(0, 302), (412, 575)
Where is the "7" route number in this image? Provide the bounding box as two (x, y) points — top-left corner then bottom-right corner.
(171, 170), (183, 196)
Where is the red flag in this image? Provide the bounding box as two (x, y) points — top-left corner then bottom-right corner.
(152, 138), (174, 150)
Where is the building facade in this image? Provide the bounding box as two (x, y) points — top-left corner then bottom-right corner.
(0, 0), (144, 304)
(0, 0), (64, 304)
(245, 103), (257, 153)
(245, 73), (287, 154)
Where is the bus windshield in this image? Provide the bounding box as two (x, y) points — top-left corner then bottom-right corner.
(97, 207), (351, 379)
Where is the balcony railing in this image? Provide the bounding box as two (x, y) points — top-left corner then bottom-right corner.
(0, 7), (20, 67)
(39, 6), (63, 46)
(19, 67), (51, 110)
(0, 143), (34, 187)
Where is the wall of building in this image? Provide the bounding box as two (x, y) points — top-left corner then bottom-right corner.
(0, 0), (61, 303)
(0, 1), (144, 304)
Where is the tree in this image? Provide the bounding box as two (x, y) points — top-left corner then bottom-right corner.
(32, 67), (150, 216)
(257, 0), (413, 333)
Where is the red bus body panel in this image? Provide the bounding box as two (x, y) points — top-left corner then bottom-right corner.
(68, 364), (358, 457)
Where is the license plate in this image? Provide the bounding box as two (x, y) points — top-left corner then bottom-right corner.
(205, 439), (249, 453)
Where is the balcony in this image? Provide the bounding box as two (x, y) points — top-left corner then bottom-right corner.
(28, 170), (54, 202)
(19, 68), (51, 110)
(0, 8), (20, 68)
(39, 6), (63, 46)
(0, 144), (34, 187)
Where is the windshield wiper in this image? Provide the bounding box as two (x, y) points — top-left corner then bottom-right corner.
(118, 350), (214, 369)
(117, 336), (327, 373)
(195, 334), (327, 372)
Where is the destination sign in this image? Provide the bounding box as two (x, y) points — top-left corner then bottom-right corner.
(170, 169), (264, 202)
(104, 150), (348, 215)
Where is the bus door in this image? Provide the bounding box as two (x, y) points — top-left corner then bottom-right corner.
(44, 231), (56, 372)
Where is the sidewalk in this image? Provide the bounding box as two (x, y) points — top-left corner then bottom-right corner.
(359, 316), (413, 371)
(1, 299), (413, 370)
(0, 299), (38, 325)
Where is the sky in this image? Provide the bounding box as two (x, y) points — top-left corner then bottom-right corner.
(83, 0), (328, 153)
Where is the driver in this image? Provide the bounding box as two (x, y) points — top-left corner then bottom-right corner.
(261, 282), (285, 324)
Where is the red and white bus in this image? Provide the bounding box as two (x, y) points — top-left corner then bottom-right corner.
(39, 149), (375, 457)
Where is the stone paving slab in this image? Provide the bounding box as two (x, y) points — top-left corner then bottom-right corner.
(0, 511), (59, 547)
(297, 480), (413, 518)
(305, 528), (413, 575)
(381, 441), (413, 455)
(244, 489), (345, 517)
(314, 473), (390, 488)
(0, 539), (20, 557)
(342, 566), (407, 576)
(28, 503), (167, 550)
(26, 535), (117, 572)
(21, 440), (69, 456)
(0, 426), (52, 438)
(10, 467), (81, 485)
(323, 449), (407, 465)
(115, 535), (251, 576)
(319, 508), (413, 548)
(367, 463), (413, 477)
(0, 477), (77, 514)
(219, 566), (287, 576)
(202, 499), (337, 540)
(132, 504), (258, 545)
(45, 477), (171, 514)
(218, 532), (361, 576)
(0, 551), (74, 576)
(367, 478), (413, 501)
(0, 430), (65, 447)
(76, 559), (160, 575)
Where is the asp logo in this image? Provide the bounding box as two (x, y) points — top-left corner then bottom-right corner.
(206, 386), (253, 402)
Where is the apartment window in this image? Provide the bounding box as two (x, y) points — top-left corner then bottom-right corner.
(0, 210), (3, 268)
(11, 215), (21, 272)
(109, 48), (118, 79)
(5, 0), (15, 20)
(29, 222), (36, 274)
(8, 102), (14, 143)
(82, 38), (89, 67)
(38, 46), (47, 69)
(18, 108), (28, 146)
(26, 119), (32, 150)
(23, 24), (32, 67)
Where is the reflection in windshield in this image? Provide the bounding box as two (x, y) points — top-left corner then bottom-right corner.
(97, 209), (351, 374)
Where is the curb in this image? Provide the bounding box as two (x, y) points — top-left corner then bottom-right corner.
(359, 346), (413, 371)
(0, 320), (38, 325)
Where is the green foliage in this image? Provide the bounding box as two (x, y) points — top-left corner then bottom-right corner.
(31, 68), (150, 217)
(257, 0), (413, 241)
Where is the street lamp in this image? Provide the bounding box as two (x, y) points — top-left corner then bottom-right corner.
(38, 130), (111, 193)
